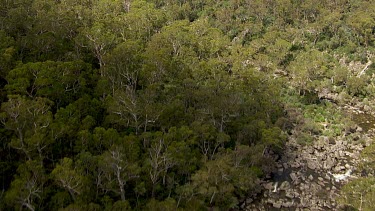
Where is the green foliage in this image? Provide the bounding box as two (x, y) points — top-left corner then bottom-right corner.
(187, 150), (260, 209)
(144, 198), (179, 211)
(112, 200), (132, 211)
(261, 127), (287, 153)
(97, 142), (140, 201)
(5, 160), (46, 211)
(339, 177), (375, 211)
(360, 144), (375, 176)
(51, 158), (86, 202)
(5, 61), (93, 107)
(0, 30), (16, 77)
(2, 0), (375, 210)
(347, 76), (369, 97)
(0, 96), (53, 160)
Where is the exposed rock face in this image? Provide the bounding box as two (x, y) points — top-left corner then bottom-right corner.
(244, 110), (375, 210)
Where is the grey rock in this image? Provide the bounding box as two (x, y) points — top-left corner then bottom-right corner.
(246, 198), (253, 204)
(283, 162), (288, 169)
(364, 105), (371, 111)
(294, 192), (300, 197)
(290, 173), (298, 181)
(329, 137), (336, 144)
(285, 191), (294, 199)
(264, 182), (273, 190)
(324, 201), (332, 209)
(348, 126), (357, 134)
(307, 161), (317, 170)
(324, 157), (335, 170)
(353, 135), (360, 141)
(325, 174), (331, 180)
(283, 201), (294, 208)
(357, 126), (363, 132)
(291, 162), (301, 168)
(334, 166), (345, 172)
(318, 181), (325, 187)
(273, 201), (282, 209)
(279, 181), (291, 191)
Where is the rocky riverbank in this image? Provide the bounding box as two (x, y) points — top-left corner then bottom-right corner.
(244, 108), (375, 210)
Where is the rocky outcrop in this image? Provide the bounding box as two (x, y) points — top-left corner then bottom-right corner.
(244, 115), (374, 210)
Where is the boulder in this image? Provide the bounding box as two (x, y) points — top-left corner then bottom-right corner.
(357, 126), (363, 133)
(291, 162), (301, 168)
(307, 161), (317, 170)
(318, 181), (325, 187)
(294, 192), (300, 197)
(246, 198), (253, 204)
(329, 137), (336, 145)
(333, 166), (341, 172)
(290, 173), (298, 181)
(353, 135), (360, 141)
(273, 201), (282, 209)
(279, 181), (291, 191)
(323, 201), (332, 209)
(364, 105), (371, 112)
(285, 191), (294, 199)
(348, 126), (357, 134)
(283, 162), (288, 169)
(324, 157), (335, 170)
(324, 174), (331, 180)
(283, 201), (294, 208)
(264, 182), (273, 190)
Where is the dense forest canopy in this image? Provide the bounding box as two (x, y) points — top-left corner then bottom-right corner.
(0, 0), (375, 210)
